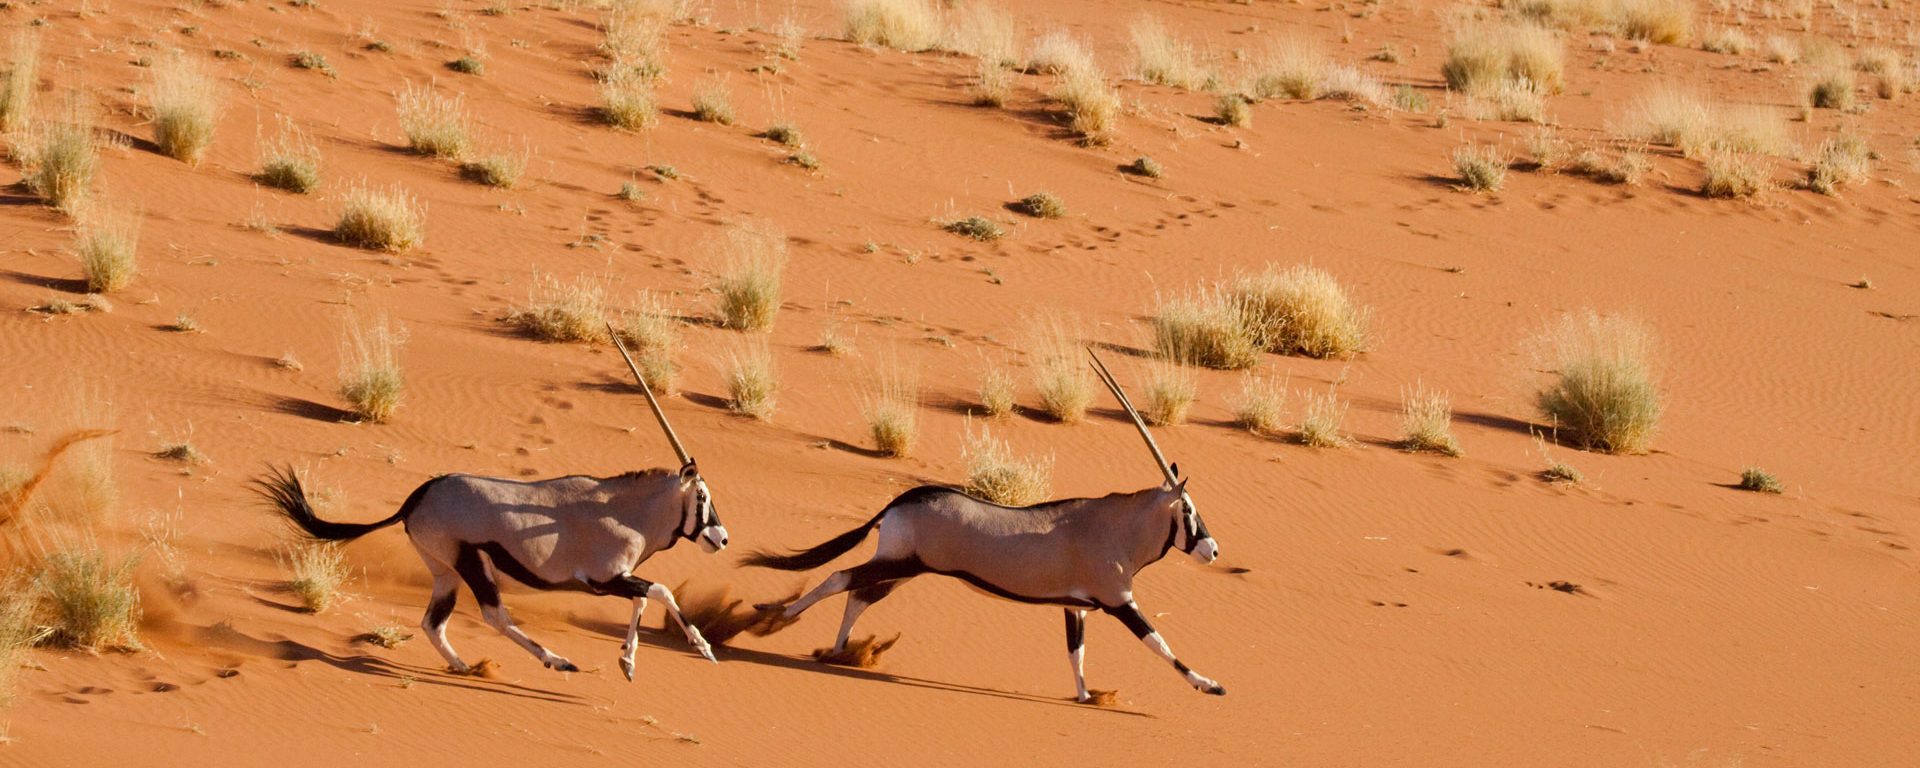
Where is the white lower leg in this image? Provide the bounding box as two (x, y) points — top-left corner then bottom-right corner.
(483, 604), (573, 670)
(783, 571), (851, 619)
(834, 596), (871, 653)
(1070, 644), (1088, 701)
(421, 596), (464, 671)
(620, 595), (648, 681)
(1141, 630), (1219, 692)
(648, 583), (714, 663)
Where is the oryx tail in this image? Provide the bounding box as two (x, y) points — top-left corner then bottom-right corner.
(254, 465), (437, 542)
(741, 509), (886, 571)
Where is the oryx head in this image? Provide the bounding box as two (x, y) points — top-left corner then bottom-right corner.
(611, 323), (728, 554)
(678, 461), (728, 553)
(1088, 350), (1220, 565)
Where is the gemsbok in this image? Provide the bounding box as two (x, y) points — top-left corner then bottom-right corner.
(255, 328), (728, 680)
(745, 350), (1226, 701)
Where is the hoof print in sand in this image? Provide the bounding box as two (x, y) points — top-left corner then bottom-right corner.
(812, 633), (900, 668)
(451, 658), (501, 678)
(1530, 580), (1589, 596)
(1079, 689), (1120, 708)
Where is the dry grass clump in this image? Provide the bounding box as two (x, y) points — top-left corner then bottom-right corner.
(510, 274), (607, 343)
(1321, 66), (1388, 105)
(339, 313), (405, 423)
(962, 424), (1053, 506)
(1470, 78), (1547, 123)
(975, 57), (1016, 107)
(1737, 467), (1782, 494)
(1233, 371), (1288, 435)
(1141, 361), (1196, 426)
(394, 84), (471, 159)
(943, 216), (1003, 241)
(691, 77), (736, 125)
(459, 145), (528, 188)
(1016, 191), (1065, 219)
(74, 205), (139, 294)
(1571, 147), (1651, 185)
(1527, 128), (1571, 170)
(1028, 30), (1097, 77)
(601, 0), (672, 79)
(282, 542), (349, 613)
(153, 441), (203, 464)
(1400, 384), (1461, 456)
(1614, 0), (1692, 45)
(336, 181), (425, 251)
(1235, 265), (1371, 359)
(1854, 47), (1901, 75)
(1807, 134), (1871, 195)
(1700, 26), (1751, 55)
(0, 31), (41, 134)
(1624, 86), (1791, 158)
(949, 2), (1018, 64)
(614, 291), (680, 393)
(861, 359), (920, 457)
(1453, 142), (1510, 191)
(1442, 24), (1563, 97)
(600, 69), (660, 130)
(1216, 93), (1252, 127)
(147, 55), (222, 166)
(1532, 311), (1660, 454)
(360, 623), (413, 648)
(843, 0), (941, 52)
(1128, 15), (1207, 89)
(1763, 36), (1798, 65)
(257, 116), (322, 193)
(1054, 66), (1120, 145)
(19, 107), (99, 212)
(712, 222), (788, 331)
(980, 363), (1016, 417)
(1251, 35), (1329, 100)
(1701, 150), (1768, 198)
(1151, 288), (1261, 370)
(1125, 156), (1164, 179)
(1296, 388), (1348, 448)
(723, 340), (778, 420)
(1807, 66), (1856, 110)
(0, 591), (37, 705)
(33, 547), (142, 650)
(1028, 316), (1093, 423)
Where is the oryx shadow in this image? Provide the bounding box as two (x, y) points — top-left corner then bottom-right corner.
(195, 621), (585, 705)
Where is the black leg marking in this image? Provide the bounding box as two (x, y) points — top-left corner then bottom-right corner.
(841, 559), (926, 592)
(1104, 602), (1155, 638)
(1101, 601), (1224, 696)
(1064, 609), (1085, 652)
(454, 544), (504, 607)
(426, 589), (457, 628)
(587, 574), (655, 599)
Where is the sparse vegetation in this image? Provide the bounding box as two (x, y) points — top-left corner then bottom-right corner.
(1125, 156), (1163, 178)
(154, 440), (203, 463)
(459, 146), (528, 188)
(147, 55), (222, 166)
(763, 122), (803, 147)
(447, 56), (484, 75)
(862, 359), (919, 457)
(19, 106), (99, 212)
(339, 313), (405, 423)
(1532, 311), (1660, 454)
(336, 181), (426, 251)
(1054, 66), (1120, 145)
(1215, 93), (1251, 127)
(963, 424), (1053, 506)
(1029, 316), (1093, 423)
(510, 274), (608, 343)
(1700, 26), (1751, 55)
(1808, 134), (1871, 195)
(291, 50), (334, 76)
(601, 68), (660, 130)
(1453, 142), (1509, 192)
(34, 547), (142, 651)
(1234, 265), (1372, 359)
(1128, 15), (1206, 89)
(1151, 287), (1261, 370)
(1141, 361), (1196, 426)
(76, 205), (139, 294)
(843, 0), (941, 52)
(362, 623), (413, 648)
(944, 216), (1003, 241)
(1571, 147), (1651, 185)
(1297, 388), (1349, 448)
(1807, 67), (1856, 110)
(394, 84), (471, 159)
(724, 340), (778, 420)
(691, 77), (736, 125)
(1737, 467), (1782, 494)
(614, 291), (680, 393)
(1442, 23), (1563, 97)
(713, 222), (788, 331)
(1763, 35), (1798, 65)
(1400, 384), (1461, 456)
(1233, 371), (1288, 435)
(1701, 150), (1768, 199)
(0, 31), (41, 134)
(1627, 86), (1791, 159)
(1252, 36), (1329, 99)
(1016, 191), (1065, 219)
(283, 541), (349, 613)
(257, 116), (322, 193)
(980, 364), (1016, 417)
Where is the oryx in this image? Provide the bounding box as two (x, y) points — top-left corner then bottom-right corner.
(744, 350), (1226, 701)
(254, 327), (729, 679)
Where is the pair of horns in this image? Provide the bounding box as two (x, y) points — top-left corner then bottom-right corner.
(1087, 349), (1180, 489)
(607, 323), (692, 467)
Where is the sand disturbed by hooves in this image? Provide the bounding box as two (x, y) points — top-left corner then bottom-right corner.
(1082, 689), (1120, 708)
(812, 634), (901, 668)
(676, 581), (803, 645)
(450, 658), (499, 678)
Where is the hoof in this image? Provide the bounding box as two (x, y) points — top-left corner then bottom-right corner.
(1204, 683), (1226, 696)
(751, 602), (786, 612)
(619, 658), (635, 682)
(697, 645), (717, 664)
(547, 658), (580, 673)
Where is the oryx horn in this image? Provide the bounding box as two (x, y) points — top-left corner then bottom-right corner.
(608, 322), (692, 466)
(1086, 348), (1179, 487)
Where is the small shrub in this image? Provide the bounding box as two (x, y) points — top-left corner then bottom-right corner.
(1297, 389), (1348, 447)
(1234, 265), (1371, 359)
(148, 55), (221, 165)
(1128, 15), (1204, 89)
(1054, 67), (1119, 145)
(1125, 156), (1163, 178)
(785, 151), (820, 171)
(1808, 67), (1856, 110)
(1615, 0), (1692, 45)
(291, 51), (334, 75)
(691, 77), (735, 125)
(1453, 142), (1509, 192)
(1392, 84), (1429, 112)
(1151, 288), (1261, 370)
(1737, 467), (1782, 494)
(724, 340), (778, 420)
(1233, 371), (1288, 435)
(862, 360), (919, 457)
(1808, 134), (1871, 195)
(154, 441), (203, 463)
(509, 274), (607, 343)
(1016, 191), (1065, 219)
(944, 216), (1003, 241)
(362, 623), (413, 648)
(963, 424), (1053, 506)
(980, 364), (1016, 417)
(35, 547), (142, 651)
(614, 291), (680, 393)
(459, 146), (528, 188)
(1763, 36), (1798, 64)
(1443, 24), (1563, 96)
(975, 59), (1015, 106)
(0, 30), (42, 134)
(76, 205), (140, 293)
(1141, 362), (1195, 426)
(713, 222), (787, 331)
(283, 542), (349, 613)
(1321, 65), (1387, 105)
(1215, 93), (1251, 127)
(257, 115), (322, 193)
(1542, 458), (1584, 484)
(1532, 311), (1660, 454)
(1572, 148), (1649, 185)
(843, 0), (941, 52)
(1701, 26), (1751, 55)
(1400, 384), (1461, 456)
(394, 84), (470, 158)
(21, 111), (98, 211)
(618, 180), (646, 201)
(1029, 316), (1093, 423)
(1701, 150), (1768, 198)
(1029, 30), (1096, 77)
(763, 122), (803, 147)
(446, 56), (484, 75)
(1528, 128), (1570, 170)
(339, 313), (405, 423)
(336, 181), (426, 251)
(1252, 35), (1328, 99)
(165, 313), (201, 333)
(601, 69), (660, 130)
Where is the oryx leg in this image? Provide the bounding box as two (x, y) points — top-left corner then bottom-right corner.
(1064, 608), (1089, 702)
(454, 546), (578, 673)
(783, 559), (920, 622)
(588, 575), (654, 681)
(646, 581), (715, 664)
(833, 582), (901, 654)
(416, 554), (468, 673)
(1103, 600), (1225, 696)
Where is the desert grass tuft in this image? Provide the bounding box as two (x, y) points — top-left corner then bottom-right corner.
(1763, 35), (1798, 65)
(1399, 384), (1461, 456)
(843, 0), (941, 52)
(1233, 371), (1288, 435)
(509, 274), (607, 343)
(1737, 467), (1782, 494)
(1532, 311), (1660, 454)
(1252, 35), (1329, 100)
(360, 623), (413, 648)
(1128, 15), (1206, 89)
(1701, 150), (1768, 198)
(459, 145), (528, 188)
(394, 84), (471, 159)
(614, 291), (680, 393)
(1016, 191), (1066, 219)
(1571, 148), (1650, 185)
(153, 441), (203, 463)
(1807, 134), (1870, 195)
(762, 122), (803, 147)
(1442, 24), (1563, 97)
(282, 541), (349, 613)
(723, 340), (778, 420)
(980, 364), (1016, 417)
(1297, 388), (1348, 448)
(944, 216), (1003, 241)
(1700, 26), (1751, 55)
(0, 590), (37, 705)
(1215, 93), (1252, 127)
(148, 55), (222, 166)
(20, 106), (99, 212)
(1141, 361), (1196, 426)
(861, 358), (919, 457)
(1054, 66), (1119, 145)
(1807, 67), (1856, 110)
(712, 222), (787, 331)
(1125, 156), (1163, 178)
(691, 77), (736, 125)
(1614, 0), (1692, 44)
(339, 313), (405, 423)
(1151, 288), (1261, 370)
(75, 205), (140, 294)
(335, 181), (425, 251)
(1234, 265), (1371, 359)
(962, 424), (1053, 506)
(34, 547), (142, 651)
(600, 68), (660, 130)
(1453, 142), (1510, 192)
(0, 31), (41, 134)
(257, 116), (322, 193)
(1029, 30), (1097, 77)
(1028, 316), (1094, 423)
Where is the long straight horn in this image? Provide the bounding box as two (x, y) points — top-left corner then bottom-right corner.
(608, 322), (692, 466)
(1087, 348), (1179, 488)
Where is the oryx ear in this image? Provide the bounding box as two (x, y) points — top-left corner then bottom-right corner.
(679, 460), (699, 482)
(1171, 462), (1181, 479)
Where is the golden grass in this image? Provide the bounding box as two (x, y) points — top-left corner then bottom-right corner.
(394, 83), (470, 159)
(602, 0), (672, 78)
(0, 590), (37, 706)
(360, 623), (414, 648)
(34, 546), (142, 651)
(20, 107), (98, 212)
(1807, 134), (1870, 195)
(1614, 0), (1692, 45)
(335, 181), (425, 251)
(950, 2), (1018, 66)
(339, 313), (405, 423)
(1234, 265), (1372, 359)
(713, 222), (787, 331)
(1737, 467), (1782, 494)
(1251, 35), (1329, 100)
(1700, 26), (1751, 55)
(600, 68), (661, 130)
(1807, 66), (1856, 110)
(724, 339), (778, 420)
(615, 291), (680, 393)
(510, 273), (608, 343)
(1701, 150), (1769, 198)
(75, 203), (139, 294)
(1053, 66), (1119, 145)
(861, 358), (919, 458)
(975, 58), (1016, 106)
(1400, 383), (1461, 456)
(691, 77), (736, 125)
(1028, 316), (1093, 423)
(1571, 147), (1650, 185)
(1532, 311), (1660, 454)
(1016, 191), (1066, 219)
(963, 423), (1053, 506)
(282, 541), (349, 613)
(1297, 388), (1348, 448)
(843, 0), (941, 52)
(1233, 371), (1288, 435)
(1141, 361), (1196, 426)
(1471, 77), (1547, 123)
(1624, 86), (1791, 158)
(1028, 30), (1096, 77)
(1215, 93), (1251, 127)
(1151, 287), (1261, 370)
(1128, 15), (1207, 89)
(0, 30), (40, 134)
(1527, 127), (1570, 170)
(1453, 142), (1510, 191)
(1442, 23), (1563, 97)
(1321, 65), (1388, 105)
(148, 55), (222, 166)
(258, 115), (322, 193)
(459, 144), (528, 188)
(1763, 35), (1798, 64)
(980, 363), (1016, 417)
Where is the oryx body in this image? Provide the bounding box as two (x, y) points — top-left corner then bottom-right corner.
(747, 351), (1226, 701)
